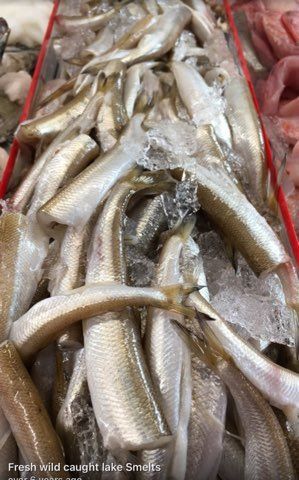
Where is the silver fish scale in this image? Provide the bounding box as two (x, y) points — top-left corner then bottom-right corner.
(186, 357), (227, 480)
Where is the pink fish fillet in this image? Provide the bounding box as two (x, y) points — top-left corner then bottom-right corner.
(282, 11), (299, 44)
(262, 56), (299, 115)
(279, 96), (299, 117)
(262, 11), (299, 59)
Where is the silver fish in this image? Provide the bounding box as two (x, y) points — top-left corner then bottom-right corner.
(37, 115), (147, 229)
(84, 171), (174, 451)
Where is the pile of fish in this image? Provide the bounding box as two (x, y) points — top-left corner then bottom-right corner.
(233, 0), (299, 234)
(0, 0), (299, 479)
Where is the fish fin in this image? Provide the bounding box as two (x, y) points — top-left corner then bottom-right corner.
(196, 313), (231, 362)
(161, 284), (198, 318)
(225, 429), (243, 443)
(159, 215), (196, 245)
(171, 319), (218, 371)
(222, 235), (238, 273)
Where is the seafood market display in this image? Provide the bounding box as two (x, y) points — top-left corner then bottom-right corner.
(0, 0), (298, 479)
(0, 1), (53, 182)
(232, 0), (299, 235)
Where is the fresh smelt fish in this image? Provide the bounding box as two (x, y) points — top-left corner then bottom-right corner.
(0, 341), (66, 477)
(135, 70), (161, 113)
(128, 194), (168, 254)
(143, 222), (193, 479)
(111, 15), (157, 52)
(81, 26), (114, 57)
(83, 7), (191, 69)
(17, 86), (96, 144)
(183, 0), (215, 43)
(124, 62), (158, 118)
(10, 283), (195, 364)
(37, 115), (147, 229)
(56, 5), (120, 32)
(11, 91), (103, 212)
(171, 61), (232, 146)
(225, 77), (267, 205)
(49, 221), (93, 297)
(0, 212), (47, 341)
(173, 157), (299, 311)
(218, 434), (245, 480)
(216, 360), (295, 480)
(28, 134), (99, 219)
(84, 171), (174, 451)
(188, 292), (299, 430)
(110, 66), (129, 132)
(181, 238), (226, 480)
(186, 359), (226, 480)
(56, 349), (104, 472)
(96, 92), (118, 152)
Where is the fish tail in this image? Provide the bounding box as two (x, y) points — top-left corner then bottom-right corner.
(132, 170), (176, 195)
(161, 283), (198, 318)
(171, 319), (218, 370)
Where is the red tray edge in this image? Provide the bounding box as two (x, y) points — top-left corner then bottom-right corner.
(223, 0), (299, 265)
(0, 0), (60, 198)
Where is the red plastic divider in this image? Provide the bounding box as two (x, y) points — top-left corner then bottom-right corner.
(0, 0), (60, 198)
(223, 0), (299, 265)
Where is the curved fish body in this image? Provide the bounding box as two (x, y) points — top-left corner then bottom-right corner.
(218, 434), (245, 480)
(188, 292), (299, 426)
(186, 359), (226, 480)
(84, 7), (191, 69)
(28, 134), (99, 219)
(10, 283), (194, 364)
(84, 172), (173, 451)
(96, 90), (118, 152)
(144, 225), (193, 479)
(113, 15), (157, 51)
(11, 92), (103, 212)
(0, 212), (47, 341)
(17, 86), (93, 144)
(217, 359), (295, 480)
(145, 232), (186, 431)
(37, 115), (147, 229)
(0, 341), (66, 478)
(81, 26), (114, 57)
(57, 7), (117, 32)
(171, 61), (231, 146)
(182, 238), (226, 480)
(225, 77), (266, 205)
(124, 62), (157, 118)
(173, 163), (290, 276)
(183, 0), (215, 43)
(49, 220), (93, 297)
